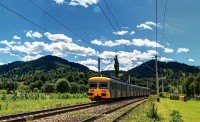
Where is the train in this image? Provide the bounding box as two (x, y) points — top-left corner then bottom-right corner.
(87, 76), (150, 101)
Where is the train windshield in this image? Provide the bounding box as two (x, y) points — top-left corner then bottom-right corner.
(100, 82), (107, 89)
(89, 82), (97, 88)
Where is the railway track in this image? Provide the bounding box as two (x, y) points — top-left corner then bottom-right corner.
(0, 102), (99, 122)
(81, 97), (147, 122)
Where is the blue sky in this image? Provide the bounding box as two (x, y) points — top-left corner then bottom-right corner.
(0, 0), (200, 71)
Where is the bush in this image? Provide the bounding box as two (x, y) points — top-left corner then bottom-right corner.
(79, 84), (88, 93)
(43, 83), (55, 93)
(170, 110), (182, 122)
(147, 103), (159, 121)
(70, 82), (79, 93)
(55, 78), (71, 93)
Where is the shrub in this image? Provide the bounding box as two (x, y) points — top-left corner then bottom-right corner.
(70, 82), (79, 93)
(55, 78), (71, 93)
(170, 110), (182, 122)
(43, 83), (55, 93)
(147, 103), (159, 121)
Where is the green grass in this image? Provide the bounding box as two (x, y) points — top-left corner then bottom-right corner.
(156, 98), (200, 122)
(0, 93), (91, 115)
(121, 96), (157, 122)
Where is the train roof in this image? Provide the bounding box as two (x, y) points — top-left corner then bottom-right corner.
(88, 77), (111, 82)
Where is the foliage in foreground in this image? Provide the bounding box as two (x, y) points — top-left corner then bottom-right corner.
(170, 110), (182, 122)
(147, 103), (160, 121)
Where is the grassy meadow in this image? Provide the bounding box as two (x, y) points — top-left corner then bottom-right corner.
(0, 92), (91, 115)
(122, 96), (200, 122)
(156, 98), (200, 122)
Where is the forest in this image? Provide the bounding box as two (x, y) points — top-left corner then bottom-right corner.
(0, 55), (200, 98)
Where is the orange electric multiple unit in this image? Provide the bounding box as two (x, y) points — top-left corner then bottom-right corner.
(87, 76), (150, 101)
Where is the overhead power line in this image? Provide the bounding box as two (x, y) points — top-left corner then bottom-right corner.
(28, 0), (98, 51)
(97, 2), (130, 52)
(160, 0), (168, 56)
(0, 3), (46, 31)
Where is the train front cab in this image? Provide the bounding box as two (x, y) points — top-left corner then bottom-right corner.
(87, 77), (110, 101)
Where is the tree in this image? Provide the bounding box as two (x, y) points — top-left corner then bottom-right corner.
(55, 78), (70, 93)
(70, 82), (79, 93)
(43, 83), (55, 93)
(79, 84), (88, 93)
(114, 55), (119, 78)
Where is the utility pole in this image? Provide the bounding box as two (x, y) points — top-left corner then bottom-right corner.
(98, 57), (100, 74)
(155, 55), (160, 102)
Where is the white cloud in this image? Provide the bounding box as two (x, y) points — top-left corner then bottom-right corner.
(68, 0), (98, 8)
(0, 40), (16, 47)
(177, 48), (190, 53)
(137, 24), (153, 30)
(159, 57), (173, 62)
(13, 35), (21, 40)
(54, 0), (65, 4)
(145, 21), (157, 26)
(91, 39), (102, 45)
(132, 39), (163, 48)
(91, 39), (131, 47)
(87, 65), (98, 71)
(130, 31), (135, 35)
(164, 48), (174, 53)
(44, 32), (72, 43)
(21, 54), (43, 61)
(137, 21), (160, 30)
(102, 59), (111, 64)
(99, 50), (157, 61)
(11, 41), (48, 55)
(0, 47), (10, 53)
(26, 30), (42, 39)
(113, 30), (128, 36)
(78, 58), (98, 65)
(0, 62), (4, 65)
(188, 58), (194, 62)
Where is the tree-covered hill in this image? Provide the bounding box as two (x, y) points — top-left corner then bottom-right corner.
(126, 60), (200, 78)
(0, 55), (90, 77)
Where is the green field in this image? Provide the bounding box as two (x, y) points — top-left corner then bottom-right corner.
(0, 93), (91, 115)
(122, 96), (200, 122)
(156, 98), (200, 122)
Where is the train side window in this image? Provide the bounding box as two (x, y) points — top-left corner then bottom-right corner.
(100, 82), (107, 89)
(111, 82), (115, 90)
(89, 82), (97, 88)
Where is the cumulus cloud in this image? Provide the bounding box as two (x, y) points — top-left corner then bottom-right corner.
(11, 41), (48, 55)
(0, 40), (16, 47)
(68, 0), (98, 8)
(132, 39), (163, 48)
(113, 30), (128, 36)
(137, 24), (153, 30)
(91, 39), (131, 47)
(78, 58), (98, 65)
(0, 62), (4, 65)
(0, 47), (10, 53)
(177, 48), (190, 53)
(13, 35), (21, 40)
(164, 48), (174, 53)
(137, 21), (159, 30)
(188, 58), (194, 62)
(54, 0), (65, 4)
(130, 31), (135, 35)
(22, 54), (43, 61)
(159, 57), (173, 62)
(26, 30), (42, 39)
(87, 65), (98, 71)
(44, 32), (72, 43)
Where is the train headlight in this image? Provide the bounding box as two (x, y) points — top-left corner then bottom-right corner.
(102, 90), (106, 92)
